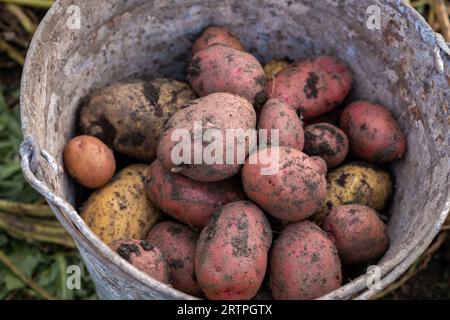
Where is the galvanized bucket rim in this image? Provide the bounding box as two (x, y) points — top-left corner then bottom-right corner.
(20, 0), (450, 299)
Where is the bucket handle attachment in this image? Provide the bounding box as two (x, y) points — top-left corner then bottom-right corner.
(20, 136), (75, 215)
(435, 33), (450, 56)
(434, 32), (450, 73)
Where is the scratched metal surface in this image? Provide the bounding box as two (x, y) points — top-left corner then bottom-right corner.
(20, 0), (450, 299)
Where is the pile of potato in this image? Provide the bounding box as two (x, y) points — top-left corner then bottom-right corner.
(63, 26), (407, 300)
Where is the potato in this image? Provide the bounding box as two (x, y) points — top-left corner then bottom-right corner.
(187, 45), (266, 106)
(310, 156), (328, 175)
(64, 135), (115, 188)
(81, 165), (161, 244)
(192, 26), (245, 55)
(264, 59), (289, 80)
(257, 99), (304, 151)
(145, 160), (244, 229)
(147, 221), (201, 296)
(79, 78), (196, 162)
(317, 162), (393, 222)
(269, 221), (342, 300)
(267, 56), (352, 119)
(157, 92), (256, 182)
(110, 239), (171, 284)
(195, 201), (272, 300)
(339, 101), (406, 163)
(303, 123), (349, 168)
(323, 204), (389, 264)
(242, 146), (326, 221)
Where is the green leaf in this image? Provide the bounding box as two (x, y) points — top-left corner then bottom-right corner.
(55, 253), (73, 300)
(4, 273), (25, 291)
(0, 163), (21, 180)
(36, 263), (58, 287)
(9, 241), (43, 276)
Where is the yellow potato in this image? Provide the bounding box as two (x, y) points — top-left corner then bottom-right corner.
(263, 59), (289, 80)
(81, 164), (161, 244)
(79, 78), (196, 162)
(313, 162), (393, 224)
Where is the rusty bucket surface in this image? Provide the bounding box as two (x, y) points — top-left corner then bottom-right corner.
(20, 0), (450, 299)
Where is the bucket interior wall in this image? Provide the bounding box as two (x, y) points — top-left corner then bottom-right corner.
(21, 0), (450, 298)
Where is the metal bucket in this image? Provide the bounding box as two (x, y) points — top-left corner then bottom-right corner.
(20, 0), (450, 299)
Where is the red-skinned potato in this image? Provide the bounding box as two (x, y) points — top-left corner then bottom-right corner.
(309, 156), (328, 175)
(195, 201), (272, 300)
(339, 101), (406, 163)
(110, 239), (172, 284)
(323, 204), (389, 265)
(145, 159), (244, 229)
(157, 92), (256, 182)
(242, 146), (326, 221)
(187, 45), (266, 106)
(147, 221), (201, 296)
(64, 135), (116, 188)
(267, 56), (352, 119)
(269, 221), (342, 300)
(192, 26), (245, 55)
(303, 123), (349, 168)
(257, 99), (304, 151)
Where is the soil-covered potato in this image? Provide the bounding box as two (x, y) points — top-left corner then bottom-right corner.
(110, 239), (172, 284)
(195, 201), (272, 300)
(267, 56), (352, 119)
(314, 162), (393, 223)
(242, 146), (326, 222)
(157, 92), (256, 182)
(323, 204), (389, 264)
(257, 99), (304, 151)
(81, 164), (161, 244)
(187, 45), (266, 106)
(269, 221), (342, 299)
(79, 78), (196, 162)
(303, 123), (349, 168)
(145, 160), (244, 230)
(64, 135), (116, 188)
(309, 156), (328, 175)
(339, 101), (406, 163)
(147, 221), (201, 296)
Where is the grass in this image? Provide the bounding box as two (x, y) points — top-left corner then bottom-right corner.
(0, 83), (96, 299)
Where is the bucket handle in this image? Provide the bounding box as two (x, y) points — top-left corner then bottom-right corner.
(20, 136), (75, 215)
